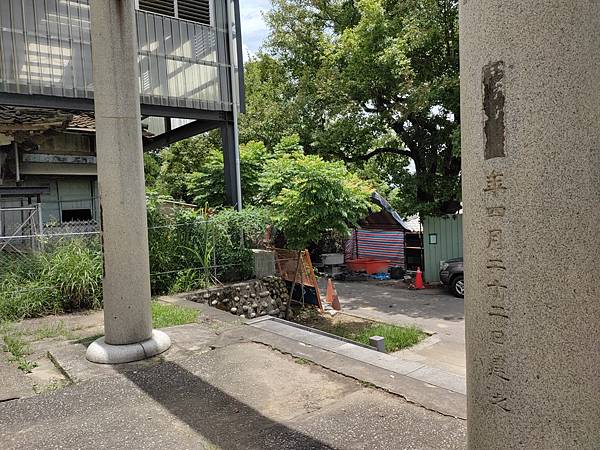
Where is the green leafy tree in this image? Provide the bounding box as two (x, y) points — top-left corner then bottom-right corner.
(239, 55), (302, 149)
(186, 141), (269, 207)
(260, 0), (460, 215)
(260, 141), (374, 249)
(155, 135), (218, 202)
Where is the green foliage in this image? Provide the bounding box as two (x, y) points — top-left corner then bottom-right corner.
(260, 143), (374, 249)
(143, 153), (161, 187)
(155, 135), (219, 202)
(1, 332), (38, 372)
(40, 239), (103, 311)
(251, 0), (461, 216)
(0, 238), (102, 322)
(348, 324), (426, 352)
(151, 302), (199, 328)
(147, 195), (270, 293)
(186, 141), (269, 207)
(210, 206), (271, 281)
(146, 196), (216, 294)
(240, 55), (302, 148)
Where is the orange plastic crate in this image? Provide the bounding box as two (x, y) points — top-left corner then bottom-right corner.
(345, 258), (390, 275)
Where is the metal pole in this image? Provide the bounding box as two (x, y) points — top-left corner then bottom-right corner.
(226, 0), (242, 211)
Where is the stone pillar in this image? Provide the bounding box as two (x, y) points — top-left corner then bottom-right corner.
(86, 0), (170, 363)
(460, 2), (600, 447)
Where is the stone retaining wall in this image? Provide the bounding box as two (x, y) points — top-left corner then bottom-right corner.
(185, 277), (290, 319)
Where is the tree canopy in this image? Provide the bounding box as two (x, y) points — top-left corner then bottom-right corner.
(251, 0), (461, 216)
(259, 137), (374, 249)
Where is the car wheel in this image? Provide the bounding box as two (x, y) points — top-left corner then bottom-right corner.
(450, 276), (464, 298)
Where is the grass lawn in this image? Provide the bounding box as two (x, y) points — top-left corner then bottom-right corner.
(334, 323), (426, 352)
(152, 302), (199, 328)
(294, 307), (426, 352)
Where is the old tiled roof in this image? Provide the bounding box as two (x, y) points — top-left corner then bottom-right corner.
(67, 112), (95, 130)
(0, 106), (72, 131)
(0, 107), (153, 137)
(68, 112), (153, 138)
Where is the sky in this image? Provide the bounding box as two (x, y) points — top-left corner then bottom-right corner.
(239, 0), (271, 59)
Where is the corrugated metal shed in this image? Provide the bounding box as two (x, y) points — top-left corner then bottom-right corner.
(423, 214), (463, 282)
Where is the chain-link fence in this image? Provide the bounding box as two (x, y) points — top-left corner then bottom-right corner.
(0, 206), (265, 322)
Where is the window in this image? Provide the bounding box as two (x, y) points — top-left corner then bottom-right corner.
(62, 209), (92, 222)
(428, 233), (438, 245)
(138, 0), (211, 25)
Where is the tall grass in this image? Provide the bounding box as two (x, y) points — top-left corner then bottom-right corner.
(0, 203), (269, 321)
(0, 238), (102, 321)
(147, 200), (269, 294)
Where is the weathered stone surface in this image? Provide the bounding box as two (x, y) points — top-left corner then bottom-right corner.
(186, 277), (288, 321)
(88, 0), (158, 349)
(460, 2), (600, 447)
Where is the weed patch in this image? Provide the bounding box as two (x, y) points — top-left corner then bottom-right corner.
(152, 302), (199, 328)
(294, 307), (426, 352)
(2, 333), (37, 373)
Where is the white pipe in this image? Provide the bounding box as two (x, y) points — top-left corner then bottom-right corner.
(13, 141), (20, 182)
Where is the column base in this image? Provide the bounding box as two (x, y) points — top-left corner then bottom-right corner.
(85, 330), (172, 364)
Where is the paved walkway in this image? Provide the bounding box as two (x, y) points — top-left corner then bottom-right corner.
(248, 317), (466, 396)
(0, 301), (467, 449)
(329, 280), (466, 377)
(0, 356), (34, 401)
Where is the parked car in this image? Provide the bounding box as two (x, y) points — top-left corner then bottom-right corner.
(440, 257), (464, 298)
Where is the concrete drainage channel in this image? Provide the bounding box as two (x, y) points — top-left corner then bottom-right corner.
(248, 316), (378, 351)
(246, 316), (466, 397)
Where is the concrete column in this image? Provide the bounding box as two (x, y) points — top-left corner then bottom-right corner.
(86, 0), (170, 363)
(460, 2), (600, 448)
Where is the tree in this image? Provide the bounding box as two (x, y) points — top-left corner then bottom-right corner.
(262, 0), (461, 215)
(186, 141), (269, 207)
(154, 135), (218, 202)
(239, 55), (302, 149)
(260, 138), (374, 249)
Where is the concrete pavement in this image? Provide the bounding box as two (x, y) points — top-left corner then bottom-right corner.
(1, 343), (466, 449)
(0, 299), (466, 449)
(330, 281), (466, 377)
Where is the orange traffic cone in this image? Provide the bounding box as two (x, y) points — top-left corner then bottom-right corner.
(414, 267), (425, 290)
(326, 279), (342, 311)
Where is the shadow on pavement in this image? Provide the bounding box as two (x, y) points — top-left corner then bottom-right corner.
(119, 360), (333, 450)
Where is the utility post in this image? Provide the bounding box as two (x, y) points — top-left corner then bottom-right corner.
(86, 0), (171, 363)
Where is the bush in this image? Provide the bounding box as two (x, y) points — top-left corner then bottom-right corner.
(0, 199), (269, 321)
(210, 206), (271, 281)
(40, 239), (103, 311)
(147, 198), (215, 294)
(259, 144), (374, 249)
(0, 238), (102, 322)
(147, 195), (270, 294)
